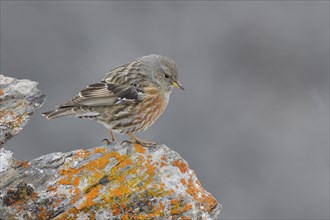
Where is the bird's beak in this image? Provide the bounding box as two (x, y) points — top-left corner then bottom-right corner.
(172, 80), (184, 90)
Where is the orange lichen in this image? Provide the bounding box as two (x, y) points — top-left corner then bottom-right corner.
(71, 188), (81, 204)
(172, 159), (188, 173)
(56, 207), (79, 220)
(15, 115), (23, 124)
(58, 173), (73, 185)
(122, 213), (129, 220)
(111, 184), (131, 197)
(145, 160), (156, 176)
(89, 211), (96, 220)
(50, 144), (213, 219)
(186, 174), (217, 213)
(92, 153), (112, 169)
(36, 206), (49, 220)
(21, 161), (30, 168)
(72, 177), (80, 187)
(160, 161), (167, 168)
(47, 185), (57, 192)
(0, 89), (4, 96)
(180, 178), (186, 185)
(170, 198), (192, 215)
(134, 143), (147, 154)
(168, 189), (175, 195)
(73, 149), (91, 160)
(79, 185), (101, 210)
(94, 147), (107, 154)
(92, 171), (103, 180)
(116, 156), (133, 169)
(112, 204), (121, 216)
(118, 174), (126, 183)
(159, 201), (164, 211)
(171, 198), (180, 206)
(171, 203), (192, 215)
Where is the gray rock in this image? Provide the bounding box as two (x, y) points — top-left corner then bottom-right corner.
(0, 74), (45, 147)
(0, 143), (221, 219)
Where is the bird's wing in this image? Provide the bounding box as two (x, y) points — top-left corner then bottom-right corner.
(103, 60), (148, 86)
(58, 80), (143, 108)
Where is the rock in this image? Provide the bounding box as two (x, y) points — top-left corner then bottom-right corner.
(0, 148), (13, 173)
(0, 74), (46, 147)
(0, 143), (221, 219)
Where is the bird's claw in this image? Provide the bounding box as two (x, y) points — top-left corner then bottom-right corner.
(121, 138), (158, 147)
(121, 139), (133, 145)
(102, 138), (113, 145)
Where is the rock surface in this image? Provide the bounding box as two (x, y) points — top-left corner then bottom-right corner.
(0, 74), (46, 147)
(0, 143), (221, 219)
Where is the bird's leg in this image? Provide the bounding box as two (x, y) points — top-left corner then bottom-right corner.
(102, 130), (116, 145)
(126, 133), (158, 147)
(109, 130), (116, 142)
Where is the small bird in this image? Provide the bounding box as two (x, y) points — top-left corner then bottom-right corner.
(42, 54), (184, 146)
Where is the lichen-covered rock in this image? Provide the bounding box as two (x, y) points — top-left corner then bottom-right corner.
(0, 74), (46, 147)
(0, 143), (221, 219)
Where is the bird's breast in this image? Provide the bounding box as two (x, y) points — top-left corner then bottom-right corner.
(135, 87), (168, 131)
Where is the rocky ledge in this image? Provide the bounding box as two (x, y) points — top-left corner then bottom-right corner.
(0, 143), (221, 219)
(0, 74), (45, 147)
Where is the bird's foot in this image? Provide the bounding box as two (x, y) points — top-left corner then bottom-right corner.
(121, 138), (158, 147)
(101, 138), (116, 146)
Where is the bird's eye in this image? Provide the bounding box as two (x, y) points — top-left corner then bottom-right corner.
(164, 73), (170, 79)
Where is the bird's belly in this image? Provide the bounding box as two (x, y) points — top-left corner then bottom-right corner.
(105, 93), (167, 134)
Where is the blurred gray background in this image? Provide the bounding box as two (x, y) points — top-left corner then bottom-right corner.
(1, 1), (329, 219)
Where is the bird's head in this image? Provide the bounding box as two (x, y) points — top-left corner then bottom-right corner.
(139, 54), (184, 93)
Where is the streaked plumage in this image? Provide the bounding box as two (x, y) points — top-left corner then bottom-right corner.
(42, 54), (183, 146)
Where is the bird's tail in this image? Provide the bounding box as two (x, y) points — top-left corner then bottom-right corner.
(42, 107), (76, 119)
